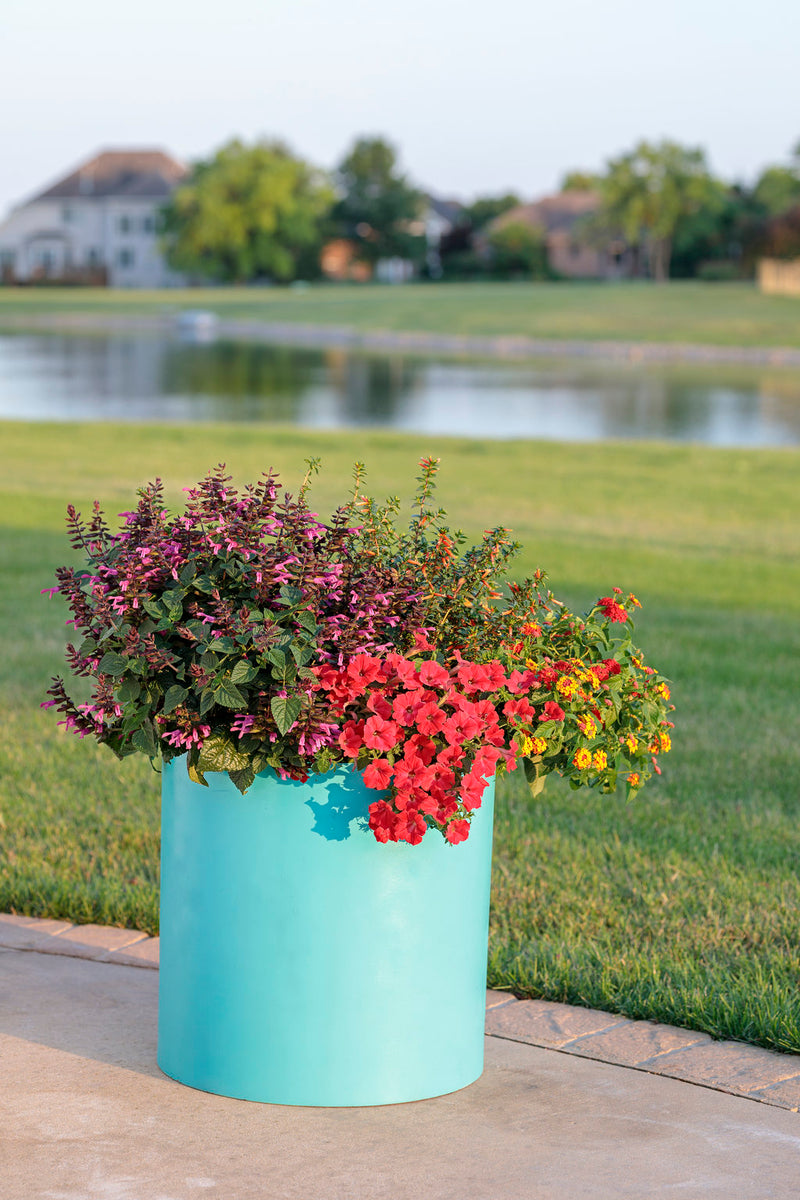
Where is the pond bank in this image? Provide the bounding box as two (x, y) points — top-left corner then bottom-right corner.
(3, 309), (800, 367)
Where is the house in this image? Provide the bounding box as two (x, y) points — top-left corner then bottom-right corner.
(0, 149), (188, 288)
(485, 192), (632, 279)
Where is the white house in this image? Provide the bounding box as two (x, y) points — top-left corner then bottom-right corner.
(0, 149), (188, 288)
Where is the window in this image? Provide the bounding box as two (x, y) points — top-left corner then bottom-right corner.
(62, 205), (76, 223)
(118, 215), (131, 234)
(87, 248), (101, 266)
(117, 247), (135, 268)
(142, 214), (155, 234)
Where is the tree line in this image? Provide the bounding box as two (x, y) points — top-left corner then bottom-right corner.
(160, 135), (800, 284)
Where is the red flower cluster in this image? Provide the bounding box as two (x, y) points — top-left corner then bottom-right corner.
(314, 652), (518, 846)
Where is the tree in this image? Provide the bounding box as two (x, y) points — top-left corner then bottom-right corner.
(596, 140), (726, 281)
(560, 171), (600, 192)
(753, 160), (800, 218)
(487, 221), (549, 279)
(464, 193), (521, 230)
(332, 137), (424, 266)
(161, 139), (334, 284)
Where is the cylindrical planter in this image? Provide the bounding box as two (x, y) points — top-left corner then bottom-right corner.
(158, 758), (495, 1106)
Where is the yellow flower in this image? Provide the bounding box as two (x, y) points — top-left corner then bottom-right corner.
(556, 675), (577, 699)
(628, 593), (642, 608)
(573, 748), (592, 770)
(577, 714), (598, 739)
(659, 731), (672, 753)
(592, 750), (608, 771)
(656, 682), (671, 701)
(531, 736), (547, 755)
(525, 659), (538, 672)
(625, 733), (638, 755)
(627, 772), (641, 788)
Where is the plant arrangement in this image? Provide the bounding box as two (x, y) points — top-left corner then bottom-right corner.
(44, 458), (674, 846)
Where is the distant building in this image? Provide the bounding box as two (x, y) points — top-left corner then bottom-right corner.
(485, 192), (633, 279)
(0, 149), (187, 288)
(420, 197), (466, 277)
(319, 238), (373, 282)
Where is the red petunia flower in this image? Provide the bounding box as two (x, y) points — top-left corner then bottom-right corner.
(417, 660), (451, 688)
(394, 808), (427, 845)
(538, 700), (566, 723)
(442, 710), (482, 745)
(363, 758), (393, 790)
(339, 719), (366, 757)
(345, 653), (383, 691)
(415, 701), (447, 736)
(363, 715), (402, 752)
(392, 689), (424, 727)
(445, 819), (471, 845)
(502, 697), (535, 725)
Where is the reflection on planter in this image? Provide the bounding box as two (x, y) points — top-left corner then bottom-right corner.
(0, 329), (799, 446)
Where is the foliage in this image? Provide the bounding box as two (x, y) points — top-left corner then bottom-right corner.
(753, 165), (800, 219)
(45, 458), (672, 846)
(760, 206), (800, 260)
(560, 171), (600, 192)
(487, 220), (550, 279)
(332, 137), (425, 267)
(161, 139), (334, 283)
(595, 140), (727, 281)
(463, 193), (521, 230)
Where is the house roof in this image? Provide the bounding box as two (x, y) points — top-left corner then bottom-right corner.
(31, 150), (187, 202)
(426, 196), (466, 225)
(490, 191), (600, 235)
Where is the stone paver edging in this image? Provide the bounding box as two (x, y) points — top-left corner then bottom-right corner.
(2, 913), (798, 1113)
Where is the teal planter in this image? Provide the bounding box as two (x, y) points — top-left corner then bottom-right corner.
(158, 758), (495, 1106)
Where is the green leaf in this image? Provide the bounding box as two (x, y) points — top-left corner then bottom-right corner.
(199, 688), (216, 716)
(274, 659), (297, 688)
(192, 574), (216, 595)
(162, 685), (189, 715)
(230, 660), (256, 685)
(214, 679), (246, 708)
(295, 609), (318, 632)
(187, 761), (209, 787)
(229, 766), (256, 794)
(197, 734), (252, 774)
(98, 651), (127, 677)
(264, 647), (287, 669)
(522, 756), (547, 797)
(131, 723), (157, 757)
(270, 695), (302, 735)
(279, 586), (303, 607)
(143, 599), (163, 620)
(117, 678), (141, 703)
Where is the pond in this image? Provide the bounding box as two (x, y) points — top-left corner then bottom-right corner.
(1, 329), (799, 446)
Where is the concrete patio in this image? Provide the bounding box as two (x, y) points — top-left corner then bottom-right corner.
(2, 914), (799, 1199)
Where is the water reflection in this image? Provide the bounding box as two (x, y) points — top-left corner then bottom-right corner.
(0, 329), (799, 446)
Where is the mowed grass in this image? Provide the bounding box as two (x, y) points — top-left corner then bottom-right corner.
(2, 422), (799, 1052)
(3, 280), (800, 348)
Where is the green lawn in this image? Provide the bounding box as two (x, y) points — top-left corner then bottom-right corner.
(2, 422), (799, 1053)
(2, 280), (800, 348)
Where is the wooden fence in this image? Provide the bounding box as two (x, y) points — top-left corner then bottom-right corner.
(758, 258), (800, 296)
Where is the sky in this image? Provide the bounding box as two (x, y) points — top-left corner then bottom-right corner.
(1, 0), (798, 218)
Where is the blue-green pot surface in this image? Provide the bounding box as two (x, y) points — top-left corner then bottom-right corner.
(158, 759), (495, 1106)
